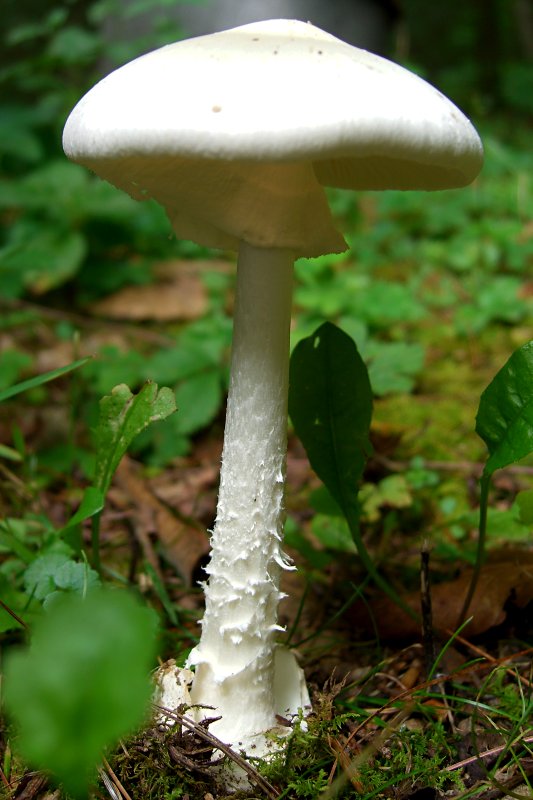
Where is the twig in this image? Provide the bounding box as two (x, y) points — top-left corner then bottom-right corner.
(0, 765), (10, 790)
(457, 472), (491, 627)
(320, 705), (413, 799)
(0, 598), (28, 630)
(445, 735), (533, 773)
(445, 630), (533, 691)
(345, 647), (533, 745)
(420, 540), (436, 677)
(101, 757), (133, 800)
(98, 768), (122, 800)
(153, 704), (279, 800)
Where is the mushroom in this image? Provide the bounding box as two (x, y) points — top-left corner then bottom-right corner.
(63, 19), (483, 752)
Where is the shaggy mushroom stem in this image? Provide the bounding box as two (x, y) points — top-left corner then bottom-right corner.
(187, 242), (298, 744)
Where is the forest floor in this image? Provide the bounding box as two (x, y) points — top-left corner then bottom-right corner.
(1, 119), (533, 799)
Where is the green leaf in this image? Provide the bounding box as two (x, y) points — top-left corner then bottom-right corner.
(23, 553), (100, 602)
(311, 515), (357, 553)
(0, 357), (90, 403)
(83, 347), (147, 396)
(174, 370), (222, 435)
(289, 322), (417, 620)
(476, 340), (533, 475)
(365, 341), (425, 396)
(0, 228), (87, 295)
(58, 487), (105, 537)
(360, 475), (413, 522)
(289, 321), (373, 518)
(93, 382), (177, 494)
(516, 489), (533, 526)
(4, 589), (158, 798)
(0, 443), (23, 462)
(0, 520), (39, 563)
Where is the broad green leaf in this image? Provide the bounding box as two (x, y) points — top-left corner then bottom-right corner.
(476, 340), (533, 475)
(93, 382), (177, 494)
(0, 357), (90, 403)
(4, 589), (158, 798)
(289, 322), (373, 518)
(289, 323), (417, 619)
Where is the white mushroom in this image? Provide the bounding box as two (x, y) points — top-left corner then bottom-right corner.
(63, 19), (483, 754)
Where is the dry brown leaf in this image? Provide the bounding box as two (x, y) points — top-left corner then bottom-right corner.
(352, 554), (533, 640)
(151, 463), (219, 521)
(90, 266), (208, 321)
(115, 456), (210, 585)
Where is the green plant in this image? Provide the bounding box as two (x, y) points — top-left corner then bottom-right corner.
(459, 339), (533, 622)
(3, 587), (158, 799)
(0, 371), (176, 634)
(289, 322), (417, 620)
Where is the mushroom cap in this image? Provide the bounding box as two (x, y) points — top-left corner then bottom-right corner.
(63, 19), (483, 257)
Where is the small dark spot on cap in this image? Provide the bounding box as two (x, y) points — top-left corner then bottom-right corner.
(212, 105), (222, 113)
(273, 50), (278, 55)
(318, 50), (323, 55)
(252, 37), (259, 42)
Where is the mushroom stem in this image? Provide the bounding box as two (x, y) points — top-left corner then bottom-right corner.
(187, 242), (298, 744)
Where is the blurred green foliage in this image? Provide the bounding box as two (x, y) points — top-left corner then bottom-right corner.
(0, 3), (531, 474)
(0, 376), (176, 636)
(4, 588), (158, 798)
(403, 0), (533, 115)
(0, 5), (532, 794)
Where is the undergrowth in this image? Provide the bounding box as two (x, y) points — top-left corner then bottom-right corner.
(1, 2), (533, 799)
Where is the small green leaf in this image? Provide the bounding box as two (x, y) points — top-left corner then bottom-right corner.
(4, 588), (158, 798)
(23, 553), (100, 603)
(24, 553), (72, 600)
(0, 443), (23, 462)
(311, 515), (357, 553)
(174, 370), (222, 435)
(516, 489), (533, 526)
(365, 341), (425, 396)
(360, 475), (413, 522)
(476, 340), (533, 476)
(93, 382), (176, 494)
(289, 321), (373, 518)
(58, 486), (105, 537)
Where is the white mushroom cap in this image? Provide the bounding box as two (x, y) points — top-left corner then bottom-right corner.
(63, 18), (483, 257)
